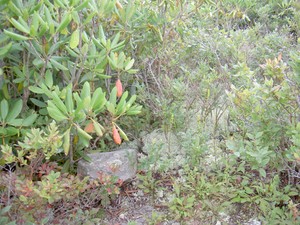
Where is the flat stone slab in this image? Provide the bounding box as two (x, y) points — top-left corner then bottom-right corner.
(77, 148), (137, 181)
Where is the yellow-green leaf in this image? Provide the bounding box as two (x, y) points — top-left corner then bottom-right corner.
(4, 30), (29, 41)
(115, 124), (129, 141)
(63, 128), (71, 155)
(56, 13), (72, 34)
(0, 99), (9, 121)
(76, 125), (92, 140)
(93, 120), (103, 137)
(10, 18), (30, 34)
(70, 29), (80, 49)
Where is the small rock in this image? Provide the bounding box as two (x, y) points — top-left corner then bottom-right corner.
(77, 148), (137, 181)
(245, 218), (261, 225)
(119, 213), (126, 219)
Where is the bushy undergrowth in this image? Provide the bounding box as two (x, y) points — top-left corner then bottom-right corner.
(0, 0), (300, 224)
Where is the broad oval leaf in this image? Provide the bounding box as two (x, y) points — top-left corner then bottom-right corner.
(45, 70), (53, 88)
(30, 98), (47, 108)
(47, 102), (68, 122)
(6, 99), (22, 122)
(81, 82), (91, 99)
(0, 99), (9, 120)
(125, 58), (135, 71)
(22, 113), (38, 126)
(7, 118), (23, 126)
(70, 29), (80, 49)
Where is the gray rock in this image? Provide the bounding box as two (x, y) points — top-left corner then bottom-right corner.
(77, 148), (137, 181)
(245, 218), (261, 225)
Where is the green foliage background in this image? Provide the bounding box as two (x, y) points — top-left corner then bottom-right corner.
(0, 0), (299, 224)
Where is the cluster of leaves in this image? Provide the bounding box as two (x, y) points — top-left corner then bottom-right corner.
(0, 0), (146, 223)
(0, 168), (122, 224)
(165, 165), (299, 224)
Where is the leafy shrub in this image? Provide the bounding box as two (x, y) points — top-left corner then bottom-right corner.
(0, 0), (143, 222)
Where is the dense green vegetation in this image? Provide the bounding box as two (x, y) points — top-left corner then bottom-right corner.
(0, 0), (299, 224)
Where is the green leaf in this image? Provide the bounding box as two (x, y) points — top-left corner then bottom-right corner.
(126, 95), (136, 109)
(51, 92), (68, 115)
(99, 25), (106, 45)
(48, 41), (65, 55)
(109, 87), (117, 106)
(7, 1), (22, 16)
(93, 120), (103, 137)
(71, 10), (80, 24)
(125, 58), (135, 71)
(62, 159), (70, 172)
(116, 91), (128, 115)
(73, 92), (84, 111)
(22, 114), (38, 126)
(258, 168), (266, 178)
(30, 12), (40, 36)
(97, 74), (111, 79)
(0, 127), (7, 135)
(6, 127), (19, 136)
(83, 96), (91, 110)
(81, 30), (89, 43)
(50, 58), (68, 71)
(4, 30), (29, 41)
(10, 18), (30, 34)
(91, 88), (106, 113)
(65, 85), (74, 113)
(66, 46), (79, 57)
(0, 42), (12, 58)
(40, 83), (53, 97)
(47, 101), (68, 121)
(106, 102), (115, 115)
(111, 32), (120, 48)
(6, 99), (22, 122)
(7, 119), (23, 126)
(76, 125), (92, 140)
(83, 11), (96, 25)
(81, 82), (91, 100)
(74, 0), (90, 11)
(45, 70), (53, 88)
(115, 124), (129, 141)
(127, 69), (138, 74)
(30, 98), (47, 107)
(92, 37), (105, 49)
(63, 128), (71, 155)
(107, 55), (118, 69)
(0, 205), (12, 214)
(126, 105), (142, 115)
(76, 149), (92, 162)
(56, 12), (72, 33)
(0, 99), (9, 120)
(44, 6), (54, 34)
(70, 29), (80, 49)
